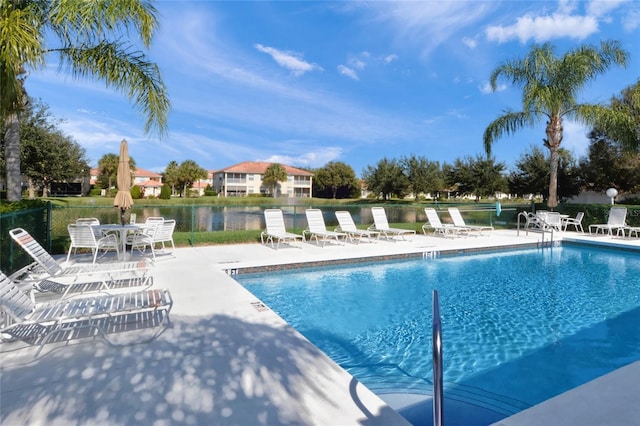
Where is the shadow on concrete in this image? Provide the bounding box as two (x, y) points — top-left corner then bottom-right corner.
(1, 313), (405, 425)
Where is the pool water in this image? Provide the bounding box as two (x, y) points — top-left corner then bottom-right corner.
(236, 245), (640, 417)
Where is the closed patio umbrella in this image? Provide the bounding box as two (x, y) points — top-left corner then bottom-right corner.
(114, 139), (134, 225)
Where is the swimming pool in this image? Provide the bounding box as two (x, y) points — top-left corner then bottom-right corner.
(236, 245), (640, 419)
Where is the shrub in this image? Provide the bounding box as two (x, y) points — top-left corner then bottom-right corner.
(89, 188), (102, 196)
(159, 184), (171, 200)
(130, 185), (143, 199)
(204, 190), (217, 196)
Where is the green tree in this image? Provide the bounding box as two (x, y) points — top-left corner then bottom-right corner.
(175, 160), (207, 197)
(0, 0), (170, 201)
(595, 79), (640, 150)
(313, 161), (358, 199)
(483, 41), (629, 208)
(510, 146), (581, 201)
(163, 160), (179, 195)
(445, 155), (507, 201)
(362, 157), (408, 200)
(17, 98), (89, 198)
(159, 183), (171, 200)
(401, 154), (443, 198)
(262, 163), (288, 197)
(578, 131), (640, 193)
(97, 153), (136, 190)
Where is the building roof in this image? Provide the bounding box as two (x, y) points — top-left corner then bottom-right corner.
(90, 168), (162, 178)
(212, 161), (313, 176)
(137, 180), (163, 188)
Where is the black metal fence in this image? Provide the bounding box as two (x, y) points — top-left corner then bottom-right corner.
(3, 201), (639, 276)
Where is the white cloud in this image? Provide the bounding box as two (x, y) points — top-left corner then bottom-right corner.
(462, 36), (477, 49)
(260, 146), (343, 168)
(622, 9), (640, 31)
(357, 2), (494, 58)
(561, 120), (590, 157)
(254, 44), (322, 76)
(486, 13), (598, 43)
(479, 82), (506, 94)
(337, 65), (359, 81)
(587, 0), (629, 17)
(384, 54), (398, 64)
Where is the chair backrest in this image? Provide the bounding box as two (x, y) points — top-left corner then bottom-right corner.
(76, 218), (100, 226)
(9, 228), (63, 276)
(305, 209), (328, 233)
(424, 208), (444, 228)
(154, 219), (176, 242)
(335, 211), (357, 232)
(607, 207), (627, 225)
(575, 212), (585, 222)
(264, 209), (287, 235)
(447, 208), (466, 227)
(145, 217), (165, 225)
(68, 224), (98, 248)
(545, 212), (562, 227)
(0, 271), (36, 323)
(371, 207), (391, 230)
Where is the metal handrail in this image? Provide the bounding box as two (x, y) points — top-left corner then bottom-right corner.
(517, 212), (554, 245)
(433, 290), (444, 426)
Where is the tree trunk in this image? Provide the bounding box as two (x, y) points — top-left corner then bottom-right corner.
(4, 113), (22, 201)
(28, 178), (36, 199)
(545, 114), (563, 209)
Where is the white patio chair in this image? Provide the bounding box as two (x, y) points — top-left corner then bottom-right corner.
(9, 228), (151, 298)
(335, 211), (379, 243)
(589, 207), (627, 236)
(368, 207), (415, 241)
(129, 219), (176, 260)
(422, 208), (468, 238)
(0, 270), (172, 354)
(303, 209), (347, 247)
(260, 209), (304, 249)
(447, 207), (493, 235)
(562, 212), (584, 233)
(67, 224), (120, 264)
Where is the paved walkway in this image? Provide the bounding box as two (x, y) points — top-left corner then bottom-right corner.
(1, 230), (639, 425)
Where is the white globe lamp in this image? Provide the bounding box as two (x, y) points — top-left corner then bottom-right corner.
(606, 188), (618, 205)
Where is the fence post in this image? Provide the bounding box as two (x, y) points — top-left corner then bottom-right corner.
(46, 201), (52, 252)
(190, 204), (195, 246)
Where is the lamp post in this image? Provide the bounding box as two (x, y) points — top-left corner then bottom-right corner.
(606, 188), (618, 205)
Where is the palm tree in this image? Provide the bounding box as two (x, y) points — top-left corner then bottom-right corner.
(1, 0), (170, 201)
(483, 41), (628, 208)
(263, 163), (288, 197)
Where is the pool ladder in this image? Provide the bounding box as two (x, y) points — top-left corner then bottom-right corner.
(433, 290), (444, 426)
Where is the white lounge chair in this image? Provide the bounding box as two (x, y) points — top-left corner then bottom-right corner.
(303, 209), (348, 247)
(589, 207), (627, 236)
(0, 271), (172, 353)
(67, 224), (120, 263)
(335, 211), (379, 243)
(368, 207), (415, 241)
(562, 212), (584, 233)
(260, 209), (304, 249)
(9, 228), (151, 297)
(447, 207), (494, 236)
(423, 208), (468, 238)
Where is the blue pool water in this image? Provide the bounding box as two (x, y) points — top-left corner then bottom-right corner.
(236, 245), (640, 417)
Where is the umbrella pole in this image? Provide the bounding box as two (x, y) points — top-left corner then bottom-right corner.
(120, 208), (126, 225)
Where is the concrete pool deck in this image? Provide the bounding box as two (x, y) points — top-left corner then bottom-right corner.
(1, 229), (639, 425)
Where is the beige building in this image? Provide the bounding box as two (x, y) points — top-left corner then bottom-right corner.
(211, 161), (313, 197)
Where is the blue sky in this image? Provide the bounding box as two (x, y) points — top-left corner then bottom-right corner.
(25, 1), (639, 176)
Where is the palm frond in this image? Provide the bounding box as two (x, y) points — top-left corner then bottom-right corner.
(483, 111), (533, 155)
(0, 3), (45, 116)
(49, 0), (158, 47)
(56, 41), (169, 136)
